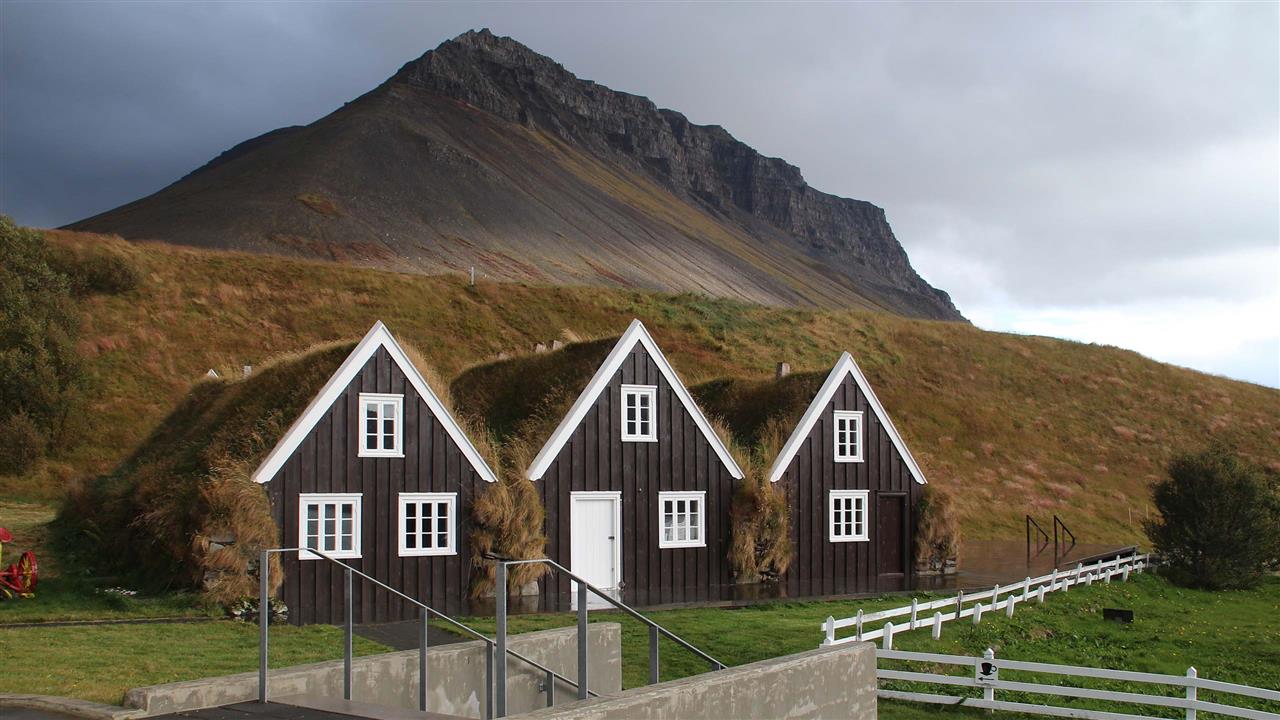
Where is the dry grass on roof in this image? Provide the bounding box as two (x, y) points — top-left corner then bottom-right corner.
(692, 370), (828, 454)
(451, 337), (619, 449)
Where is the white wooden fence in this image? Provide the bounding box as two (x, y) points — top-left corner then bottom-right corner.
(877, 647), (1280, 720)
(821, 551), (1153, 647)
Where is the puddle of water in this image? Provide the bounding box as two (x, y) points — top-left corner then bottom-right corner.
(917, 540), (1136, 592)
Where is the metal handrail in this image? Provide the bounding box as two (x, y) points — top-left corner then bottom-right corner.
(490, 556), (727, 718)
(257, 547), (597, 720)
(1026, 515), (1050, 563)
(1052, 515), (1077, 566)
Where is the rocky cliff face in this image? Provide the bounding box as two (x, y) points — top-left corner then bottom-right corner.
(394, 30), (954, 312)
(70, 29), (960, 320)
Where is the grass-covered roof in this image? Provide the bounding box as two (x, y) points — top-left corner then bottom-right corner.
(691, 370), (829, 459)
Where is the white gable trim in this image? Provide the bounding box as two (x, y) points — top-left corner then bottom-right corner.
(766, 352), (927, 485)
(251, 322), (498, 485)
(526, 319), (744, 481)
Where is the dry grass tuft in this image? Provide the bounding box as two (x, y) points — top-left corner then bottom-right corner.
(914, 483), (961, 572)
(728, 473), (792, 581)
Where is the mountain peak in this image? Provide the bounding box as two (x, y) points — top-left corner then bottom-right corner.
(69, 31), (962, 321)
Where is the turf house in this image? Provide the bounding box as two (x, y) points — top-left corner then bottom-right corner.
(695, 352), (928, 597)
(67, 322), (502, 625)
(453, 319), (747, 608)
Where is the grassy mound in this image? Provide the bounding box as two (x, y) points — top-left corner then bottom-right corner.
(61, 342), (355, 601)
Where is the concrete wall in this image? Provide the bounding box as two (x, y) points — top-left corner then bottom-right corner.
(125, 624), (621, 719)
(515, 641), (877, 720)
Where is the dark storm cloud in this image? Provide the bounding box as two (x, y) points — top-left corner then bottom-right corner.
(1, 2), (1276, 384)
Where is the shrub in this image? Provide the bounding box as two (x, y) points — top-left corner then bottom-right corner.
(0, 216), (83, 461)
(1144, 445), (1280, 590)
(0, 411), (45, 476)
(914, 483), (961, 573)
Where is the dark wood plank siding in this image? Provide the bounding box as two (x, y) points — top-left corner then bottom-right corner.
(266, 347), (483, 625)
(539, 344), (736, 608)
(780, 374), (919, 596)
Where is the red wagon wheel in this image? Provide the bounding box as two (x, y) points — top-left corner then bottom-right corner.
(13, 551), (37, 596)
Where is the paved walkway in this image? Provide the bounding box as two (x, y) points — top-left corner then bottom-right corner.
(353, 621), (469, 651)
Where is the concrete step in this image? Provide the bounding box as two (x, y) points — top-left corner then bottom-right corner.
(273, 695), (467, 720)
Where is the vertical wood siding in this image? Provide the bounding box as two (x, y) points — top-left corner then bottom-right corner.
(266, 347), (481, 625)
(780, 374), (918, 597)
(539, 345), (735, 608)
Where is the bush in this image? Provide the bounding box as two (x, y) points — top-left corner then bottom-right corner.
(0, 411), (45, 476)
(0, 216), (83, 463)
(1144, 445), (1280, 590)
(48, 243), (141, 295)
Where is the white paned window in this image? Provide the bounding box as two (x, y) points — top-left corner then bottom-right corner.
(829, 489), (869, 542)
(299, 493), (362, 559)
(359, 393), (404, 457)
(621, 384), (657, 442)
(833, 410), (864, 463)
(399, 493), (457, 557)
(659, 491), (705, 548)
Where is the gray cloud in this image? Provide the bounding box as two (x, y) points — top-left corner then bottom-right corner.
(1, 1), (1276, 384)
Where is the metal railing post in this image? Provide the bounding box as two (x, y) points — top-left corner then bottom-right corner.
(485, 642), (494, 720)
(419, 608), (429, 712)
(259, 550), (269, 704)
(495, 562), (508, 718)
(648, 625), (660, 684)
(545, 669), (555, 707)
(577, 581), (588, 700)
(344, 567), (353, 701)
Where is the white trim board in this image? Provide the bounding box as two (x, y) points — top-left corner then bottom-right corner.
(766, 352), (927, 485)
(525, 319), (744, 480)
(251, 321), (498, 484)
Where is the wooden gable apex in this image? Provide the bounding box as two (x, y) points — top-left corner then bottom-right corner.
(250, 321), (498, 484)
(766, 352), (927, 485)
(526, 319), (745, 481)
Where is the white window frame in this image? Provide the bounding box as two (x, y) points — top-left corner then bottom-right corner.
(359, 393), (404, 458)
(833, 410), (864, 463)
(620, 384), (658, 442)
(298, 493), (362, 559)
(658, 491), (706, 549)
(398, 492), (457, 557)
(829, 489), (870, 543)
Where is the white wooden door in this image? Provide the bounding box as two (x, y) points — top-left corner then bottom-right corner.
(570, 492), (621, 591)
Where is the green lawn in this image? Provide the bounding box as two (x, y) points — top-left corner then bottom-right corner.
(457, 573), (1280, 717)
(0, 620), (388, 705)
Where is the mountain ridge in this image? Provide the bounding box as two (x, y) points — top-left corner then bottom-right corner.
(69, 29), (962, 321)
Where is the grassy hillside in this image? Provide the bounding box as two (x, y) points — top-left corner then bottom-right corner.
(5, 230), (1277, 545)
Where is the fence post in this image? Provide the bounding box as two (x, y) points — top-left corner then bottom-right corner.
(993, 584), (1001, 611)
(956, 590), (964, 619)
(344, 567), (353, 701)
(983, 649), (996, 703)
(419, 608), (429, 712)
(1186, 667), (1197, 720)
(648, 625), (660, 684)
(495, 562), (507, 718)
(1037, 585), (1046, 604)
(883, 622), (895, 650)
(577, 581), (588, 700)
(855, 609), (864, 640)
(822, 616), (836, 647)
(910, 598), (918, 630)
(1006, 593), (1016, 617)
(258, 550), (269, 704)
(932, 612), (943, 640)
(1050, 569), (1058, 591)
(1023, 576), (1031, 601)
(972, 603), (984, 625)
(1123, 566), (1131, 582)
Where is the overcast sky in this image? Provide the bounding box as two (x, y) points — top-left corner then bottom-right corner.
(2, 2), (1277, 386)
